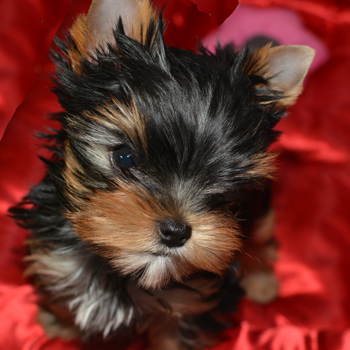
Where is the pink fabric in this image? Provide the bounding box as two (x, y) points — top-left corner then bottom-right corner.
(203, 4), (329, 75)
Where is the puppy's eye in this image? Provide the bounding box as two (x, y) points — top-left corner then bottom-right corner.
(111, 145), (135, 170)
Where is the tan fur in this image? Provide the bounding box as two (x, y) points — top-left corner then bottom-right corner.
(245, 44), (315, 109)
(68, 181), (241, 288)
(70, 184), (161, 253)
(78, 102), (147, 151)
(245, 152), (277, 179)
(242, 44), (272, 77)
(68, 15), (89, 72)
(63, 140), (91, 208)
(67, 0), (157, 72)
(129, 0), (157, 45)
(97, 98), (148, 151)
(274, 85), (303, 109)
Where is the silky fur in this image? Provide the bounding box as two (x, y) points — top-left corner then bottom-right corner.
(10, 0), (314, 349)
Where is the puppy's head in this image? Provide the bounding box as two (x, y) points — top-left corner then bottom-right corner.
(54, 0), (314, 289)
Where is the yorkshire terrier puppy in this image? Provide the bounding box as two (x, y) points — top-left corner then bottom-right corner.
(10, 0), (315, 349)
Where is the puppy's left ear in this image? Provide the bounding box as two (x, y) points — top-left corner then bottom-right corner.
(253, 45), (315, 108)
(68, 0), (158, 70)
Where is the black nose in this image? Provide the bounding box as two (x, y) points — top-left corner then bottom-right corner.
(158, 219), (192, 248)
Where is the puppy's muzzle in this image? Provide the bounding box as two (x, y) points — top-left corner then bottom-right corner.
(158, 219), (192, 248)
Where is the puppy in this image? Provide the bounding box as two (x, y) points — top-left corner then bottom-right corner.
(10, 0), (315, 349)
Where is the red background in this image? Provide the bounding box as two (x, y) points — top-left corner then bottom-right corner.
(1, 0), (350, 349)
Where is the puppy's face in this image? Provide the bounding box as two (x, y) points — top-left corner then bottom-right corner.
(55, 0), (314, 289)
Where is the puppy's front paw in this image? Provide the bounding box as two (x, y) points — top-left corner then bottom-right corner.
(37, 307), (79, 340)
(240, 270), (279, 304)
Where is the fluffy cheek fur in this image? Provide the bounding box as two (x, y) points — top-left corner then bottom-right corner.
(68, 184), (241, 289)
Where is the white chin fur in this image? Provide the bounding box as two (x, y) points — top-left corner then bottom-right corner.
(117, 252), (186, 289)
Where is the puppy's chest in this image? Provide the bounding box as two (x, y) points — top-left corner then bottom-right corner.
(128, 276), (222, 319)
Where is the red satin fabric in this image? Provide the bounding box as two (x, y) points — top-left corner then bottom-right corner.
(1, 0), (350, 349)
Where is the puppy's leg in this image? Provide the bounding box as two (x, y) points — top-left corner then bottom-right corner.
(132, 277), (222, 350)
(37, 305), (79, 340)
(148, 317), (182, 350)
(239, 188), (279, 304)
(148, 317), (218, 350)
(240, 208), (279, 304)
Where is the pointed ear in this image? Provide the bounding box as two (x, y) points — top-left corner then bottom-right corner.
(256, 45), (315, 108)
(68, 0), (156, 68)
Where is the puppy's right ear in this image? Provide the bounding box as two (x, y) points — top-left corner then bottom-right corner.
(256, 45), (315, 108)
(69, 0), (156, 70)
(240, 44), (315, 109)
